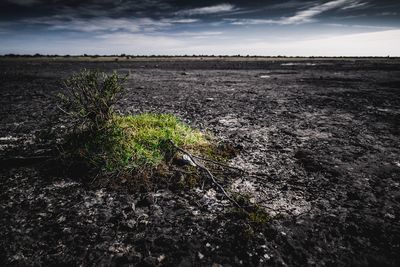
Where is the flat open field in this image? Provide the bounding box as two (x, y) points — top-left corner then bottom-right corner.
(1, 58), (400, 266)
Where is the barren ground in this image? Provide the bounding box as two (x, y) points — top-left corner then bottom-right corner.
(1, 58), (400, 266)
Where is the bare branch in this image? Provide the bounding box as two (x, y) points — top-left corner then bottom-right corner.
(169, 140), (242, 209)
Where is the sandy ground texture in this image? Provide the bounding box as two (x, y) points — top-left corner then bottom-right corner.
(1, 58), (400, 266)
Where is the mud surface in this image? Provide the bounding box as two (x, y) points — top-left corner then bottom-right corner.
(1, 58), (400, 266)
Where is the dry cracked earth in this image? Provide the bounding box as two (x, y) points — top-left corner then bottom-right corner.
(1, 58), (400, 266)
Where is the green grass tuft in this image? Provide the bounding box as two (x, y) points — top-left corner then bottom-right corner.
(64, 113), (209, 173)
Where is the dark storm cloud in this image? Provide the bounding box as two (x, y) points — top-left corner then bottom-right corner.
(1, 0), (397, 19)
(0, 1), (399, 55)
(1, 1), (399, 31)
(1, 1), (399, 25)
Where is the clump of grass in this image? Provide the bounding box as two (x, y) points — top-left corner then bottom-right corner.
(59, 69), (210, 188)
(67, 113), (209, 172)
(113, 113), (207, 165)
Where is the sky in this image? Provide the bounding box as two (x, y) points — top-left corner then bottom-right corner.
(0, 0), (399, 56)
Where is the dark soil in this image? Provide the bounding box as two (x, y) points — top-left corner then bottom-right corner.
(1, 58), (400, 266)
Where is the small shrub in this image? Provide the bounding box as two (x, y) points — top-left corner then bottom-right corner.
(58, 69), (126, 131)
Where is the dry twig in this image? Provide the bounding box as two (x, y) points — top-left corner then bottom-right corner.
(169, 140), (241, 208)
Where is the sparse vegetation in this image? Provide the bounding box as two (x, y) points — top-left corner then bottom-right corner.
(59, 69), (126, 131)
(64, 113), (209, 172)
(58, 69), (210, 187)
(233, 193), (271, 225)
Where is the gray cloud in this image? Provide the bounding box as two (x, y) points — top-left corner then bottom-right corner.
(23, 15), (200, 33)
(379, 12), (397, 16)
(325, 23), (394, 29)
(282, 0), (352, 24)
(230, 0), (370, 25)
(177, 3), (236, 16)
(341, 0), (369, 10)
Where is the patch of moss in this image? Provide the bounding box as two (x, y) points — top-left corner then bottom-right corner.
(248, 208), (270, 225)
(231, 193), (270, 225)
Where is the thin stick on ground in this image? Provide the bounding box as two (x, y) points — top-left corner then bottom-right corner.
(189, 153), (246, 173)
(180, 148), (274, 187)
(169, 140), (242, 209)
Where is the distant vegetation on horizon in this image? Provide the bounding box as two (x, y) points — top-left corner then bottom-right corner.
(0, 54), (397, 59)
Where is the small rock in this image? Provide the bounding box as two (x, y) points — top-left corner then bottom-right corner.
(182, 154), (196, 166)
(126, 219), (137, 228)
(192, 210), (200, 216)
(158, 254), (166, 263)
(198, 252), (204, 260)
(202, 189), (217, 204)
(57, 216), (66, 223)
(384, 213), (395, 219)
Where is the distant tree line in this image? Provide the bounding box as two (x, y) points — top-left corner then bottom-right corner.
(0, 54), (396, 59)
